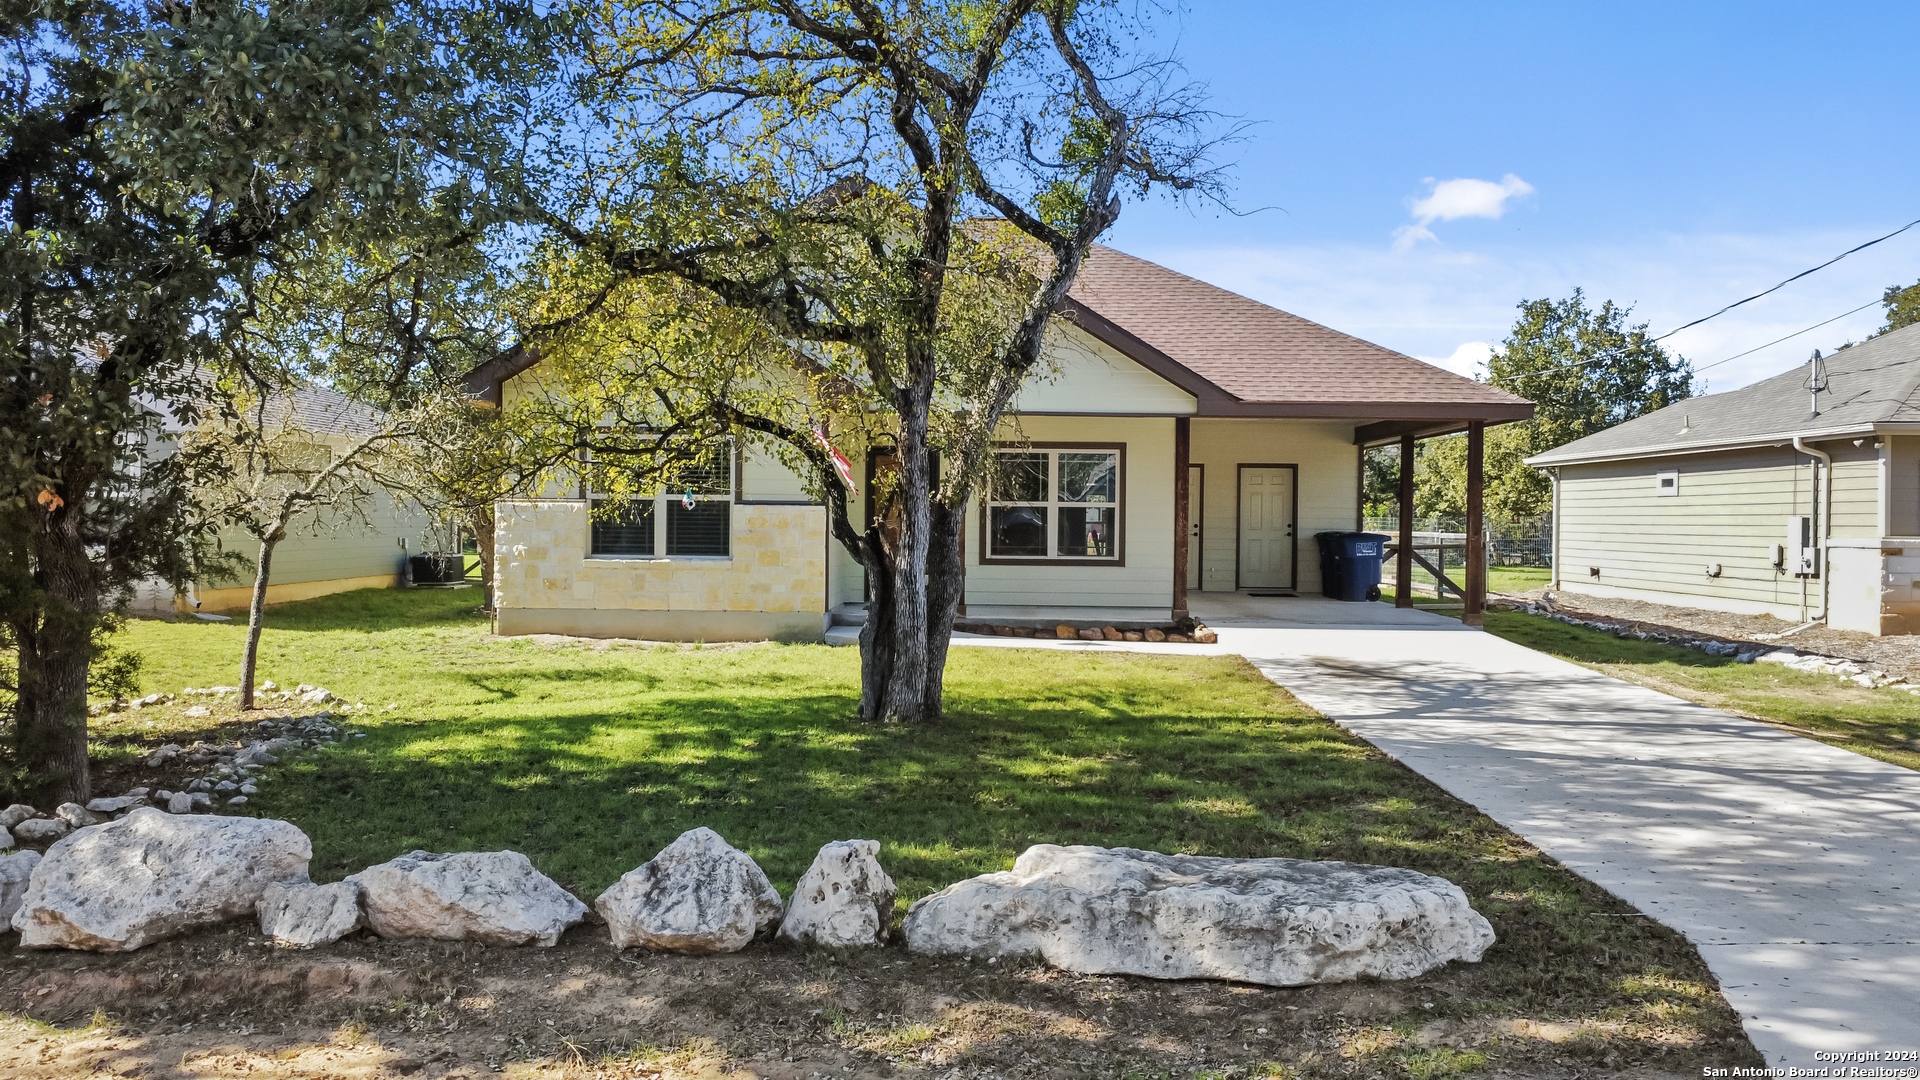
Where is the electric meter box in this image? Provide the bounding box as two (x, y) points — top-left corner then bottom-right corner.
(1786, 515), (1817, 577)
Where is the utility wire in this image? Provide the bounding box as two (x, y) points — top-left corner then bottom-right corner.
(1690, 297), (1884, 377)
(1652, 217), (1918, 343)
(1499, 217), (1918, 383)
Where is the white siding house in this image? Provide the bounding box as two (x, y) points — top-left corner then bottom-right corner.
(471, 245), (1533, 640)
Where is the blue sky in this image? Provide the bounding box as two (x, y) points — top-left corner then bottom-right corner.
(1099, 2), (1920, 392)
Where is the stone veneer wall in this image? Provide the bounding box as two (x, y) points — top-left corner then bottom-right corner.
(493, 500), (828, 641)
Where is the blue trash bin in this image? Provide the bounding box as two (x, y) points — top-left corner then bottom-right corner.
(1315, 531), (1390, 602)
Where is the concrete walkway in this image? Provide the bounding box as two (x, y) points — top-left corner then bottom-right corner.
(950, 600), (1920, 1067)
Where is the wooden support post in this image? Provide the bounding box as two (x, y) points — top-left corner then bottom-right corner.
(1396, 434), (1415, 608)
(1172, 416), (1191, 620)
(1463, 420), (1486, 626)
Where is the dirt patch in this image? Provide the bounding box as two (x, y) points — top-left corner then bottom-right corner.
(0, 922), (1757, 1080)
(1513, 589), (1920, 682)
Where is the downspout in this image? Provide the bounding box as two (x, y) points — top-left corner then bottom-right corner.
(1793, 436), (1832, 622)
(1549, 467), (1562, 590)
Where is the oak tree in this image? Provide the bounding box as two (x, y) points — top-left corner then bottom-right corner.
(531, 0), (1228, 723)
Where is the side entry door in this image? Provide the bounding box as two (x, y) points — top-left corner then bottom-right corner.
(1237, 465), (1295, 590)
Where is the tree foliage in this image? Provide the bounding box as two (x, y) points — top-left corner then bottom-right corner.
(1882, 278), (1920, 336)
(0, 0), (550, 802)
(1368, 291), (1692, 521)
(184, 389), (428, 709)
(522, 0), (1230, 723)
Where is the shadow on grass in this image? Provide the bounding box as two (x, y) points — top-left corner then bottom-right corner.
(249, 586), (489, 634)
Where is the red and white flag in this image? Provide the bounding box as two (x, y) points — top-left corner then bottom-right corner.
(813, 426), (858, 495)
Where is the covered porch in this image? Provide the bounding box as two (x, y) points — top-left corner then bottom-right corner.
(937, 411), (1527, 631)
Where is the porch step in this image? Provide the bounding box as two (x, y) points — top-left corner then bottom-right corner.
(823, 624), (862, 647)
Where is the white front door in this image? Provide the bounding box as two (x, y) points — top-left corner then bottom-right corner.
(1186, 465), (1203, 592)
(1238, 466), (1295, 590)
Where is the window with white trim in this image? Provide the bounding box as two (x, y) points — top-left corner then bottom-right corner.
(589, 455), (733, 558)
(986, 447), (1120, 560)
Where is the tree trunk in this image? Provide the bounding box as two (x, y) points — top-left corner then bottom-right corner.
(856, 527), (896, 723)
(918, 501), (964, 720)
(239, 532), (280, 710)
(467, 505), (496, 611)
(876, 374), (936, 723)
(13, 513), (98, 806)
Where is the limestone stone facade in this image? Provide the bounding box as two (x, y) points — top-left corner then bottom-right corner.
(493, 500), (828, 641)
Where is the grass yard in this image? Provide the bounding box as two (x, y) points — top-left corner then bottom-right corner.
(0, 588), (1760, 1079)
(1483, 608), (1920, 773)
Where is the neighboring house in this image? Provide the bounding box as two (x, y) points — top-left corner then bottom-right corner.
(466, 244), (1533, 641)
(130, 384), (428, 614)
(1528, 322), (1920, 635)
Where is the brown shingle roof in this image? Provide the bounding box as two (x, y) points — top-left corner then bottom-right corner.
(1064, 245), (1531, 419)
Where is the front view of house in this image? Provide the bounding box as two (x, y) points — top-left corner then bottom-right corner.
(469, 246), (1531, 640)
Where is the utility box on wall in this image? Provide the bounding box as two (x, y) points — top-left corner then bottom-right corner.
(1786, 515), (1817, 577)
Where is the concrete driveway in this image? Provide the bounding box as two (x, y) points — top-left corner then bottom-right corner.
(954, 597), (1920, 1068)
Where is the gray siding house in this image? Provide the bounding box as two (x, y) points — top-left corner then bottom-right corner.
(1528, 322), (1920, 635)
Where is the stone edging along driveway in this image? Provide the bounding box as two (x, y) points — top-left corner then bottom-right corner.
(949, 617), (1920, 1071)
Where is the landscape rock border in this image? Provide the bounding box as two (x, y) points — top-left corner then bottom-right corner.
(955, 619), (1218, 644)
(0, 823), (1497, 990)
(1516, 594), (1916, 693)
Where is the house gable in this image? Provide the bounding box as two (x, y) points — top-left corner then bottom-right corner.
(1013, 321), (1198, 416)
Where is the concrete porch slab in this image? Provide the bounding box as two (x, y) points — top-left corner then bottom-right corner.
(1190, 593), (1467, 629)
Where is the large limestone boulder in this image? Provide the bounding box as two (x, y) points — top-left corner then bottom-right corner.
(595, 827), (783, 954)
(902, 845), (1496, 986)
(9, 808), (311, 951)
(258, 881), (365, 947)
(355, 850), (587, 947)
(0, 850), (42, 922)
(777, 840), (896, 950)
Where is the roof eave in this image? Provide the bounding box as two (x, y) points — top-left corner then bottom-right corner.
(1525, 422), (1884, 467)
(1054, 296), (1236, 408)
(461, 348), (541, 406)
(1061, 295), (1536, 423)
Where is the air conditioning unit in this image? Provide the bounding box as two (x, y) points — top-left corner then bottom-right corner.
(1786, 515), (1817, 577)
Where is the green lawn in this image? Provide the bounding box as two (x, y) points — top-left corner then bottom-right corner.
(68, 587), (1750, 1063)
(1483, 609), (1920, 773)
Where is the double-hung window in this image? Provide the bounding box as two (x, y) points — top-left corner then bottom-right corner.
(589, 455), (733, 558)
(984, 446), (1122, 562)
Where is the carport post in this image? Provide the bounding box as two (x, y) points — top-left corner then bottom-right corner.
(1463, 420), (1486, 626)
(1395, 434), (1414, 608)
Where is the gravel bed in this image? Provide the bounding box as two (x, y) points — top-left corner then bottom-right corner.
(1514, 589), (1920, 684)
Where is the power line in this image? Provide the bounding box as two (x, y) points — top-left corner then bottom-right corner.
(1690, 297), (1884, 376)
(1501, 216), (1917, 382)
(1650, 216), (1918, 343)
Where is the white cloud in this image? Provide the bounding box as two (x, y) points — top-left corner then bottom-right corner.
(1417, 341), (1494, 379)
(1392, 174), (1536, 251)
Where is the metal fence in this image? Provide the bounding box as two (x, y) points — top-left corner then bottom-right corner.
(1363, 515), (1554, 568)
